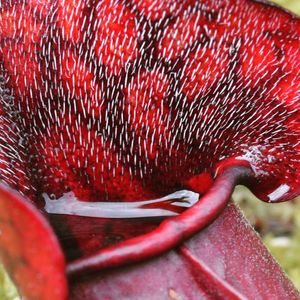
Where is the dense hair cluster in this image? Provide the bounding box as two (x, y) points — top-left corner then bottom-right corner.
(0, 0), (299, 203)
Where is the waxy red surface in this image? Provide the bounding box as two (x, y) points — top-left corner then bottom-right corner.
(69, 203), (300, 300)
(0, 184), (67, 300)
(0, 0), (299, 299)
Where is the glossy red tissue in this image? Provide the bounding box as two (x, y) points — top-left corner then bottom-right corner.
(0, 0), (299, 299)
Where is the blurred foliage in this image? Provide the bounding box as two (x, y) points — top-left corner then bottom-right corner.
(0, 0), (299, 299)
(0, 265), (19, 300)
(233, 186), (300, 290)
(273, 0), (300, 14)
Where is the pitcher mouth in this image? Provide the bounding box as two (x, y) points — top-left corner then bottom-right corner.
(66, 164), (253, 279)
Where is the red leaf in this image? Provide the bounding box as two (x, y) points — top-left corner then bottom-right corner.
(0, 184), (67, 300)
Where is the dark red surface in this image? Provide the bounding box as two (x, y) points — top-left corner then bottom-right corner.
(69, 203), (300, 300)
(0, 0), (299, 299)
(66, 166), (252, 277)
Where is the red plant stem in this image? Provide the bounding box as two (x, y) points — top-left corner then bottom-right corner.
(179, 245), (247, 300)
(67, 165), (252, 278)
